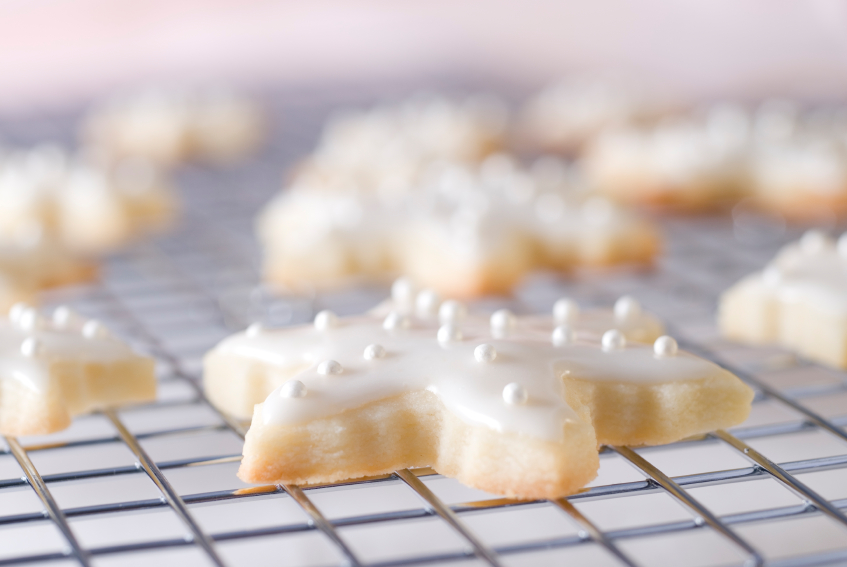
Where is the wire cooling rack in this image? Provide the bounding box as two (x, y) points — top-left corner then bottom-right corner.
(2, 89), (847, 567)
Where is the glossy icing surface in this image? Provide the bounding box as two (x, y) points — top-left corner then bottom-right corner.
(213, 301), (732, 442)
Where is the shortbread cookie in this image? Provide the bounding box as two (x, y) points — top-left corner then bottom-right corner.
(0, 145), (176, 253)
(518, 78), (668, 155)
(205, 300), (751, 499)
(259, 154), (660, 297)
(0, 304), (156, 435)
(81, 88), (264, 165)
(719, 230), (847, 368)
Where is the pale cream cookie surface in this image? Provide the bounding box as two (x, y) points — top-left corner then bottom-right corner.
(0, 304), (156, 436)
(720, 230), (847, 369)
(205, 289), (751, 498)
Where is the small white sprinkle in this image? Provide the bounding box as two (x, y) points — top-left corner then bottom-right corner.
(363, 344), (386, 360)
(614, 296), (642, 323)
(654, 336), (679, 357)
(52, 305), (78, 328)
(837, 232), (847, 260)
(602, 329), (626, 351)
(799, 229), (830, 255)
(20, 337), (41, 357)
(437, 323), (463, 343)
(82, 319), (110, 339)
(17, 308), (43, 332)
(553, 298), (579, 325)
(280, 380), (307, 398)
(314, 310), (338, 331)
(490, 309), (515, 338)
(9, 302), (31, 324)
(502, 383), (528, 405)
(391, 277), (416, 308)
(474, 343), (497, 363)
(245, 322), (264, 337)
(415, 289), (441, 318)
(438, 300), (467, 324)
(552, 325), (575, 347)
(383, 312), (411, 332)
(317, 360), (343, 375)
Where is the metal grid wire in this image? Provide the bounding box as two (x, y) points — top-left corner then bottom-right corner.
(2, 91), (847, 567)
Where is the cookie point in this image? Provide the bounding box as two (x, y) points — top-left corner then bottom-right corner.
(490, 309), (515, 337)
(602, 329), (626, 351)
(314, 310), (338, 331)
(552, 325), (575, 347)
(383, 312), (411, 332)
(317, 359), (343, 375)
(553, 298), (579, 324)
(502, 383), (528, 405)
(437, 323), (463, 343)
(799, 229), (830, 255)
(280, 380), (307, 398)
(474, 343), (497, 363)
(654, 335), (678, 357)
(415, 289), (441, 318)
(363, 344), (386, 360)
(438, 300), (467, 325)
(245, 322), (264, 337)
(82, 320), (110, 339)
(614, 296), (641, 322)
(20, 337), (42, 358)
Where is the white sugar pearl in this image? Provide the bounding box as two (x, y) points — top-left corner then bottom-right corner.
(474, 343), (497, 363)
(20, 337), (42, 357)
(553, 298), (579, 325)
(17, 308), (44, 332)
(383, 312), (411, 332)
(245, 322), (264, 337)
(800, 229), (830, 254)
(391, 277), (416, 308)
(364, 344), (386, 360)
(280, 380), (307, 398)
(437, 323), (463, 343)
(551, 325), (575, 347)
(52, 305), (79, 328)
(415, 289), (441, 318)
(762, 266), (782, 286)
(838, 232), (847, 259)
(602, 329), (626, 351)
(490, 309), (515, 338)
(614, 296), (641, 322)
(317, 360), (343, 375)
(654, 335), (678, 357)
(314, 310), (338, 331)
(439, 300), (467, 324)
(9, 302), (31, 324)
(82, 319), (110, 339)
(502, 383), (528, 405)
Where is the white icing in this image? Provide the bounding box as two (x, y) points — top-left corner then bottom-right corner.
(212, 311), (732, 442)
(742, 233), (847, 315)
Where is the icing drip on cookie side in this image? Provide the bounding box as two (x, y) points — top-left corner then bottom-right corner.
(215, 311), (732, 442)
(0, 304), (136, 392)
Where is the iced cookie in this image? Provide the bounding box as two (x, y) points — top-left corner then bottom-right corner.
(0, 145), (176, 253)
(205, 301), (752, 499)
(81, 88), (264, 165)
(719, 230), (847, 369)
(0, 304), (156, 435)
(258, 154), (659, 297)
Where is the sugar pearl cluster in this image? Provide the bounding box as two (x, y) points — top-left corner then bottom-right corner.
(8, 302), (113, 359)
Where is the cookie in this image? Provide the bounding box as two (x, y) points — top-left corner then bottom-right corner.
(0, 304), (156, 436)
(719, 230), (847, 368)
(0, 145), (176, 253)
(81, 88), (264, 165)
(205, 296), (751, 499)
(518, 78), (668, 155)
(259, 154), (660, 297)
